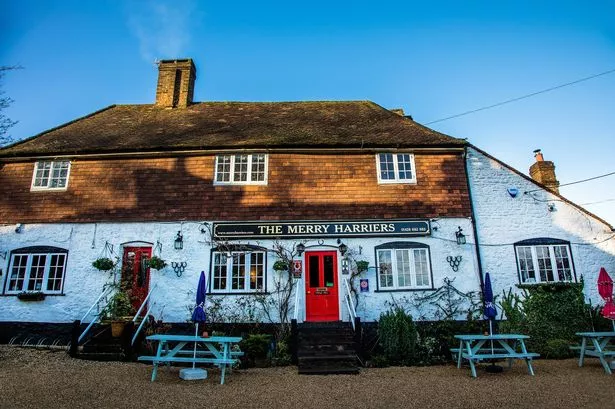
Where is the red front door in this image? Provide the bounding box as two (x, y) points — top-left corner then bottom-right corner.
(122, 247), (152, 314)
(305, 251), (339, 322)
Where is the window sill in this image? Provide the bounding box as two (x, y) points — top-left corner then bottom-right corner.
(374, 288), (434, 293)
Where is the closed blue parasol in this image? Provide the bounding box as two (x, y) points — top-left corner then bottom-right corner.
(483, 272), (500, 372)
(190, 271), (207, 371)
(192, 270), (207, 325)
(483, 272), (497, 321)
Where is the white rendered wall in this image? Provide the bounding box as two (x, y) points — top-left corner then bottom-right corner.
(466, 147), (615, 305)
(0, 217), (480, 323)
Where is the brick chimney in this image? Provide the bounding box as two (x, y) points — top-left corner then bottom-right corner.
(529, 149), (560, 193)
(155, 59), (196, 108)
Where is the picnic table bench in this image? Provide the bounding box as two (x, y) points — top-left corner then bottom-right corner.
(574, 331), (615, 374)
(138, 334), (243, 384)
(454, 334), (539, 378)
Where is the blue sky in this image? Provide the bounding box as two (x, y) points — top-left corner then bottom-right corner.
(2, 0), (615, 225)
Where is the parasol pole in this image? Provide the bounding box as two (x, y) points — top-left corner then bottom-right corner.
(193, 320), (199, 370)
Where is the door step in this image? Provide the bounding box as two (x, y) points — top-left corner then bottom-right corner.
(297, 321), (360, 375)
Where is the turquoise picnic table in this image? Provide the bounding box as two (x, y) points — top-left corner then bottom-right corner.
(138, 334), (243, 384)
(454, 334), (540, 378)
(575, 331), (615, 375)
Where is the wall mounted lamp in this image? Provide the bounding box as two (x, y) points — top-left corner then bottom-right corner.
(174, 231), (183, 250)
(296, 242), (305, 256)
(15, 223), (23, 234)
(337, 239), (348, 256)
(455, 227), (466, 245)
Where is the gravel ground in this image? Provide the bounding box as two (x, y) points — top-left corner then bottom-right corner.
(0, 346), (613, 409)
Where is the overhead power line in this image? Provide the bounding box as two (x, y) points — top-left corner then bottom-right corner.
(581, 198), (615, 206)
(425, 68), (615, 125)
(525, 170), (615, 194)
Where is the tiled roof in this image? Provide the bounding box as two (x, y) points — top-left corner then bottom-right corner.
(0, 101), (465, 157)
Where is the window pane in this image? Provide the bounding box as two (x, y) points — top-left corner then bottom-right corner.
(396, 154), (413, 180)
(517, 246), (536, 283)
(251, 154), (266, 182)
(553, 245), (572, 281)
(308, 255), (320, 288)
(249, 252), (264, 290)
(378, 154), (395, 180)
(34, 161), (52, 187)
(234, 155), (249, 182)
(324, 255), (334, 287)
(231, 253), (246, 290)
(8, 255), (28, 291)
(213, 253), (227, 290)
(27, 255), (47, 291)
(378, 250), (393, 288)
(216, 155), (231, 182)
(536, 246), (553, 282)
(47, 254), (66, 292)
(395, 249), (411, 287)
(413, 249), (429, 286)
(50, 161), (69, 188)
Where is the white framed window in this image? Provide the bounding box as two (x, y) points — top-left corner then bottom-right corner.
(31, 160), (71, 190)
(4, 247), (68, 294)
(211, 247), (266, 293)
(375, 242), (432, 290)
(515, 239), (575, 284)
(214, 154), (268, 185)
(376, 153), (416, 184)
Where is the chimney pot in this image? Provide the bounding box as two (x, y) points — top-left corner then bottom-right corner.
(533, 149), (544, 162)
(155, 58), (197, 108)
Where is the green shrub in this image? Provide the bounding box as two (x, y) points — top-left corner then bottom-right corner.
(544, 339), (574, 359)
(272, 260), (288, 271)
(378, 307), (417, 365)
(240, 334), (271, 366)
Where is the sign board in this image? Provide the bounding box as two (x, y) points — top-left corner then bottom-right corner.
(292, 260), (302, 278)
(360, 279), (369, 293)
(314, 287), (329, 295)
(213, 219), (430, 240)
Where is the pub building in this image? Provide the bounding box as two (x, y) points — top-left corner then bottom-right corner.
(1, 59), (613, 361)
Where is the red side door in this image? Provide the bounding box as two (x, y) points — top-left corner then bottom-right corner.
(305, 251), (339, 322)
(122, 247), (152, 314)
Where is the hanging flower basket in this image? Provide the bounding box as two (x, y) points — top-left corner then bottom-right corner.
(148, 256), (167, 270)
(356, 261), (369, 273)
(92, 257), (115, 271)
(273, 260), (288, 272)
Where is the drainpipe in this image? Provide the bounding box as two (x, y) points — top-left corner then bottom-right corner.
(463, 146), (485, 291)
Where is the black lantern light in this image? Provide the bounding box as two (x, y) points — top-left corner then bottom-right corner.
(296, 242), (305, 256)
(455, 226), (466, 245)
(174, 231), (183, 250)
(338, 240), (348, 256)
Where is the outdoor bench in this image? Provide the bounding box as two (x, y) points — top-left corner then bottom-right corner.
(138, 355), (238, 365)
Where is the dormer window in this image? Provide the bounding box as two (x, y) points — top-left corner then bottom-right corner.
(214, 154), (268, 185)
(31, 160), (71, 191)
(376, 153), (416, 184)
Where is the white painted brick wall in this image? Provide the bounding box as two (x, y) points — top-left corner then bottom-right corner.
(0, 218), (479, 323)
(467, 147), (615, 305)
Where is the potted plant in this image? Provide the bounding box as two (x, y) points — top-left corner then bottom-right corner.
(101, 289), (135, 337)
(92, 257), (115, 271)
(148, 256), (167, 270)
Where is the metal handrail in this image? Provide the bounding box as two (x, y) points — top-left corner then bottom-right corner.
(132, 284), (157, 322)
(293, 277), (302, 321)
(78, 286), (114, 344)
(343, 278), (357, 331)
(131, 284), (157, 345)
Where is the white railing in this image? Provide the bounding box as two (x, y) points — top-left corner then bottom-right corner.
(131, 284), (157, 346)
(293, 278), (302, 321)
(78, 285), (114, 343)
(343, 278), (357, 331)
